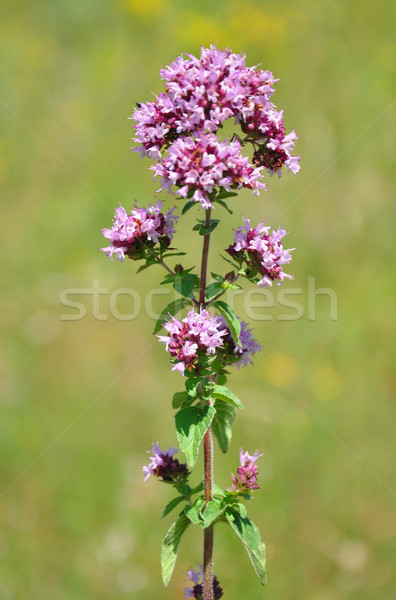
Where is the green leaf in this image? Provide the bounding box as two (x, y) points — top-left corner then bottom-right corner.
(205, 282), (224, 302)
(215, 198), (234, 214)
(161, 514), (191, 586)
(172, 391), (190, 409)
(212, 385), (244, 409)
(214, 300), (241, 344)
(161, 252), (187, 258)
(225, 509), (267, 585)
(174, 273), (199, 298)
(153, 298), (193, 334)
(202, 500), (224, 528)
(216, 191), (238, 200)
(175, 405), (216, 466)
(184, 497), (204, 525)
(211, 272), (225, 283)
(185, 377), (198, 397)
(211, 399), (236, 453)
(161, 496), (185, 519)
(182, 200), (196, 215)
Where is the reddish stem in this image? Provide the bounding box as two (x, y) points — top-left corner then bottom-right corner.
(199, 208), (214, 600)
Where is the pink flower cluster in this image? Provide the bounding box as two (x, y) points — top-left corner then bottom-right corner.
(226, 218), (293, 287)
(101, 201), (177, 261)
(142, 443), (189, 482)
(158, 309), (227, 375)
(230, 448), (263, 493)
(152, 133), (266, 209)
(184, 565), (223, 600)
(131, 46), (300, 207)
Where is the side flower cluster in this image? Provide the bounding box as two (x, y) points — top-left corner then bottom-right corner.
(143, 443), (189, 484)
(158, 309), (227, 375)
(230, 448), (263, 493)
(226, 218), (293, 287)
(132, 46), (300, 207)
(101, 201), (177, 261)
(184, 566), (223, 600)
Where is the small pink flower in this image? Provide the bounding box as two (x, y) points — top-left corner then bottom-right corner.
(230, 447), (263, 493)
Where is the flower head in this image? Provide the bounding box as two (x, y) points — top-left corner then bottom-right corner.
(143, 443), (189, 483)
(226, 218), (294, 287)
(230, 447), (263, 493)
(131, 45), (300, 203)
(158, 308), (227, 375)
(101, 201), (178, 261)
(152, 133), (266, 209)
(184, 565), (223, 600)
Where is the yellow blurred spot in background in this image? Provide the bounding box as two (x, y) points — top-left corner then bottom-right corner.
(309, 366), (344, 401)
(264, 353), (299, 387)
(121, 0), (166, 19)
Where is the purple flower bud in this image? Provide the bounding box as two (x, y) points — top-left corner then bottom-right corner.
(230, 447), (263, 493)
(143, 443), (189, 484)
(184, 565), (223, 599)
(219, 318), (262, 368)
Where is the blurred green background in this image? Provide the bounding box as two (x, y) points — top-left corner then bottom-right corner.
(1, 0), (395, 598)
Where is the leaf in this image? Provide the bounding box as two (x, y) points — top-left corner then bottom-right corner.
(175, 405), (216, 466)
(172, 391), (190, 409)
(161, 496), (185, 519)
(215, 198), (234, 214)
(225, 509), (267, 585)
(214, 300), (241, 344)
(216, 191), (238, 200)
(185, 377), (198, 397)
(153, 298), (193, 334)
(174, 273), (199, 299)
(211, 272), (225, 283)
(211, 385), (244, 409)
(205, 282), (224, 302)
(211, 399), (236, 453)
(161, 252), (187, 258)
(161, 514), (191, 586)
(182, 200), (196, 215)
(184, 497), (204, 525)
(202, 500), (224, 528)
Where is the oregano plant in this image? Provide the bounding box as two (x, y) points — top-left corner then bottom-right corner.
(101, 46), (300, 599)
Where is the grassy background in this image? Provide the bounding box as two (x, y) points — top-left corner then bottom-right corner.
(1, 1), (395, 598)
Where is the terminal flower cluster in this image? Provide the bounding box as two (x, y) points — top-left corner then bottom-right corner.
(143, 443), (189, 483)
(132, 45), (300, 207)
(152, 133), (266, 209)
(230, 448), (263, 493)
(219, 319), (262, 368)
(184, 565), (223, 600)
(101, 202), (177, 261)
(226, 217), (293, 287)
(158, 309), (227, 375)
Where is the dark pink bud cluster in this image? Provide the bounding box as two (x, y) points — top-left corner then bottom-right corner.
(131, 46), (300, 207)
(101, 201), (177, 262)
(226, 218), (294, 287)
(158, 309), (227, 375)
(230, 448), (263, 493)
(143, 443), (189, 483)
